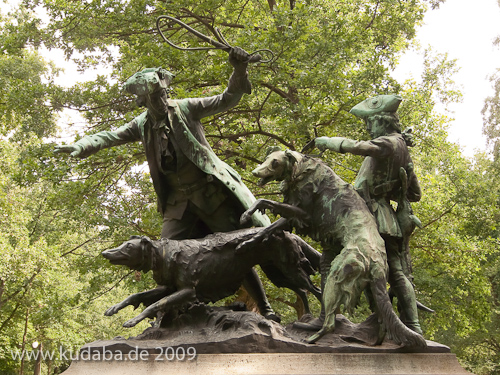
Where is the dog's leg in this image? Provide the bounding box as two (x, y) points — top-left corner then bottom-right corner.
(240, 199), (309, 225)
(104, 286), (170, 317)
(295, 289), (312, 315)
(288, 261), (322, 307)
(295, 237), (322, 272)
(269, 202), (309, 220)
(305, 309), (336, 344)
(123, 288), (196, 328)
(305, 270), (342, 343)
(236, 217), (288, 252)
(240, 199), (278, 224)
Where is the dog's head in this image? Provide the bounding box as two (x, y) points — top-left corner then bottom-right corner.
(102, 236), (154, 271)
(252, 148), (301, 186)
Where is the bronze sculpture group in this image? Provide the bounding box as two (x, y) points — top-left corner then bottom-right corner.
(56, 46), (428, 348)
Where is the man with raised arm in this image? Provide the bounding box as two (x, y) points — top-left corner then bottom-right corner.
(55, 47), (278, 321)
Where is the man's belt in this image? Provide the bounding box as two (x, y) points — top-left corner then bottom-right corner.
(169, 176), (210, 195)
(372, 179), (400, 196)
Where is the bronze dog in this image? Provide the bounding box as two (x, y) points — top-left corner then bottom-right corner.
(102, 228), (321, 328)
(241, 149), (426, 347)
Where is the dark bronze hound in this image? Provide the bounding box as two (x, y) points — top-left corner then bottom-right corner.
(102, 228), (321, 328)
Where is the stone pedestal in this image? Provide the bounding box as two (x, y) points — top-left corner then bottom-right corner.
(61, 308), (473, 375)
(61, 352), (471, 375)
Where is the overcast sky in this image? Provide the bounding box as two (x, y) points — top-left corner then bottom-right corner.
(394, 0), (500, 156)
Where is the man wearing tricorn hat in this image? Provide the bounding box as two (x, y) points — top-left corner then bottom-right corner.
(55, 47), (279, 322)
(312, 94), (423, 334)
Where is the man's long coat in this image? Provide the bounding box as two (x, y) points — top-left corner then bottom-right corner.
(72, 71), (270, 227)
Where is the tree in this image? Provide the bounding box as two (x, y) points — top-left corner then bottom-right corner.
(6, 1), (500, 374)
(0, 8), (151, 374)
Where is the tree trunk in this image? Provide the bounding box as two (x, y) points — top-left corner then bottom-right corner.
(19, 308), (29, 375)
(34, 342), (42, 375)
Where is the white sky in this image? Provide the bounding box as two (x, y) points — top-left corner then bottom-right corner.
(2, 0), (500, 155)
(394, 0), (500, 156)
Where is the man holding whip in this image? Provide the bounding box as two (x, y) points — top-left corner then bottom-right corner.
(55, 45), (279, 322)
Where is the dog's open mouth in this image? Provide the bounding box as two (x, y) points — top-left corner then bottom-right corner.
(257, 176), (274, 186)
(102, 250), (128, 265)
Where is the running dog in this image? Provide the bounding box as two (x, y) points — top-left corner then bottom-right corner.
(102, 228), (321, 328)
(240, 149), (426, 347)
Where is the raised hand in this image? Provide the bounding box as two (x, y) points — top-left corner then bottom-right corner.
(229, 46), (251, 69)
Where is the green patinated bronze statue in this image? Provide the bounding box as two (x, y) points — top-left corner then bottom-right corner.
(312, 94), (424, 334)
(54, 47), (281, 322)
(240, 148), (426, 347)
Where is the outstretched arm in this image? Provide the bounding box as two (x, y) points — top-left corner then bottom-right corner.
(186, 47), (252, 120)
(314, 136), (393, 158)
(54, 115), (143, 158)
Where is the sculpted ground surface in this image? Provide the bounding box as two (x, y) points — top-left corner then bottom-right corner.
(85, 304), (447, 354)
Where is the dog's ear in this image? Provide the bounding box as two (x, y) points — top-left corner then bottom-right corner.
(266, 146), (282, 157)
(140, 236), (152, 245)
(285, 149), (298, 165)
(129, 235), (142, 240)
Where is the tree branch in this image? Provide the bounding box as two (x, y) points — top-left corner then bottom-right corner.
(71, 271), (133, 309)
(260, 82), (299, 104)
(59, 98), (130, 113)
(61, 237), (99, 257)
(365, 0), (381, 29)
(206, 129), (295, 149)
(0, 268), (40, 331)
(422, 203), (457, 229)
(1, 269), (41, 310)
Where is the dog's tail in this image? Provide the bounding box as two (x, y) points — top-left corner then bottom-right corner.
(371, 277), (427, 348)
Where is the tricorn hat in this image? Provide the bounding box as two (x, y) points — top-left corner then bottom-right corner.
(124, 68), (175, 96)
(349, 94), (402, 119)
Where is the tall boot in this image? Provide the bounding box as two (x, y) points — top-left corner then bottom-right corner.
(243, 268), (281, 323)
(394, 278), (422, 334)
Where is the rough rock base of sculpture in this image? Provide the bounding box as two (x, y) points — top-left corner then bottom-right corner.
(60, 304), (473, 374)
(82, 303), (447, 353)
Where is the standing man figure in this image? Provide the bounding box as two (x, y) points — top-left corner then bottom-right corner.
(55, 47), (278, 321)
(312, 94), (423, 334)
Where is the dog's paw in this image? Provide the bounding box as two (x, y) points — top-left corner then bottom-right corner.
(264, 313), (281, 324)
(123, 317), (141, 328)
(104, 304), (122, 316)
(239, 210), (253, 225)
(305, 332), (321, 344)
(258, 207), (268, 215)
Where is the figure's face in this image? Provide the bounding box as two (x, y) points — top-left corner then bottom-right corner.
(139, 88), (169, 117)
(135, 95), (147, 108)
(365, 117), (386, 139)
